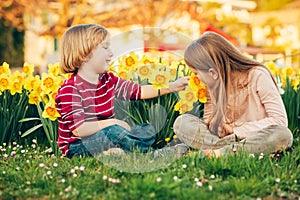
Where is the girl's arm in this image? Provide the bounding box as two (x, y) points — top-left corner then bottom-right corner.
(232, 69), (288, 139)
(140, 77), (189, 99)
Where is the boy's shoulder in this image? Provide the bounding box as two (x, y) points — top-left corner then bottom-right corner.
(100, 72), (119, 83)
(57, 74), (79, 94)
(61, 74), (77, 86)
(102, 71), (117, 79)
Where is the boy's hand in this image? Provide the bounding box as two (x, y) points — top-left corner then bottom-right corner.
(114, 119), (131, 131)
(169, 77), (190, 92)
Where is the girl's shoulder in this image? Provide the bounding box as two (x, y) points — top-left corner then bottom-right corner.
(249, 66), (272, 80)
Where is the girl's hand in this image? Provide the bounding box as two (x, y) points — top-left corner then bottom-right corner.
(169, 76), (190, 92)
(219, 123), (234, 138)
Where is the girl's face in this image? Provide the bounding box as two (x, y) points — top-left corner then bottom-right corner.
(88, 35), (113, 74)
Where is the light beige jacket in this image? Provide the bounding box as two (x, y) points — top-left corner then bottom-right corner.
(204, 67), (288, 139)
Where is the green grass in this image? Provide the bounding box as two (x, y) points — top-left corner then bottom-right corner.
(1, 139), (300, 200)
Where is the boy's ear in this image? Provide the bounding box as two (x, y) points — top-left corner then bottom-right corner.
(209, 68), (218, 80)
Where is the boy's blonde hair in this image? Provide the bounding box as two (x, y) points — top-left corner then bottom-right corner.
(60, 24), (108, 73)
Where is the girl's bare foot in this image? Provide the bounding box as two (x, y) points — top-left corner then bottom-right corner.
(203, 149), (222, 158)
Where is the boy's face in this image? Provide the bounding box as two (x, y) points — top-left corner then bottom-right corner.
(88, 35), (113, 73)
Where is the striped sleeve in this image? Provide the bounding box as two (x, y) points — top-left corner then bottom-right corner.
(56, 84), (85, 131)
(109, 72), (141, 100)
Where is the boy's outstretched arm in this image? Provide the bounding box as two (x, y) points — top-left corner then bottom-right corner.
(140, 76), (190, 99)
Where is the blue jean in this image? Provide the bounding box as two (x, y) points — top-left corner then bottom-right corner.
(67, 123), (156, 158)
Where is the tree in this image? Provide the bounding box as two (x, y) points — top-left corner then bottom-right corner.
(0, 0), (208, 37)
(0, 18), (24, 67)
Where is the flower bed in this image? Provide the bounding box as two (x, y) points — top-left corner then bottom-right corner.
(0, 53), (299, 154)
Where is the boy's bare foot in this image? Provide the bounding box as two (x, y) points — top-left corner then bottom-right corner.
(103, 148), (126, 156)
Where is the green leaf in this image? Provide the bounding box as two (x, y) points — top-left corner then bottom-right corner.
(21, 124), (43, 137)
(148, 103), (167, 133)
(19, 117), (41, 122)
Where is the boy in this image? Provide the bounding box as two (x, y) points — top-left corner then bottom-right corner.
(55, 24), (189, 158)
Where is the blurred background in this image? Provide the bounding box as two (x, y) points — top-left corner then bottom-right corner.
(0, 0), (299, 73)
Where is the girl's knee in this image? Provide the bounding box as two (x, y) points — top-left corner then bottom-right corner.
(173, 114), (190, 132)
(268, 125), (293, 149)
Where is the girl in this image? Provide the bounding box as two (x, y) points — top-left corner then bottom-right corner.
(55, 24), (189, 158)
(173, 31), (293, 157)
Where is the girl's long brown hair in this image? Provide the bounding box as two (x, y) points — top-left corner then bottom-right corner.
(184, 31), (277, 135)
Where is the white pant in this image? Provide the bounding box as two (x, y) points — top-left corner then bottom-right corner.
(173, 114), (293, 155)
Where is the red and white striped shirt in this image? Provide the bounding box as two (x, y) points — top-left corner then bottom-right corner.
(55, 72), (141, 155)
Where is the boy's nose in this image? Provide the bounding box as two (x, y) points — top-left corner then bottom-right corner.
(109, 49), (113, 57)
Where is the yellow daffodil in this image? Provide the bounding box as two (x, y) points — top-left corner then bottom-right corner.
(174, 101), (194, 114)
(149, 63), (161, 71)
(33, 85), (43, 95)
(49, 92), (57, 102)
(42, 100), (60, 121)
(169, 68), (177, 79)
(178, 85), (197, 103)
(189, 73), (202, 90)
(122, 52), (139, 69)
(277, 68), (286, 80)
(10, 79), (22, 95)
(0, 74), (10, 92)
(41, 73), (59, 94)
(165, 138), (170, 143)
(265, 61), (278, 77)
(188, 74), (207, 103)
(196, 87), (207, 103)
(137, 64), (151, 80)
(28, 91), (42, 104)
(0, 62), (11, 75)
(41, 93), (49, 104)
(48, 62), (60, 76)
(176, 60), (188, 77)
(57, 76), (66, 87)
(62, 73), (72, 80)
(12, 71), (24, 85)
(281, 79), (286, 88)
(149, 72), (170, 90)
(118, 71), (128, 80)
(109, 61), (117, 73)
(179, 59), (186, 66)
(291, 77), (299, 91)
(285, 67), (294, 77)
(22, 62), (34, 77)
(173, 135), (177, 139)
(140, 55), (155, 65)
(165, 61), (180, 81)
(23, 75), (41, 91)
